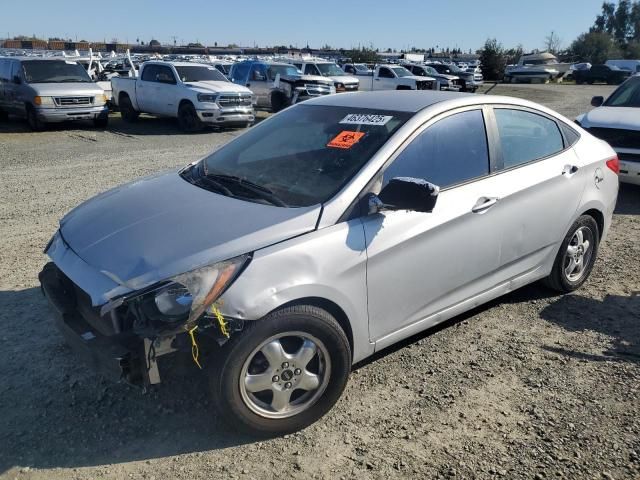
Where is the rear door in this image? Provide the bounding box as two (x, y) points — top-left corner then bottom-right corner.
(137, 64), (159, 112)
(485, 106), (585, 281)
(248, 63), (270, 108)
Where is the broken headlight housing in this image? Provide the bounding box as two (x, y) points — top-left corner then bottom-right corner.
(122, 254), (251, 328)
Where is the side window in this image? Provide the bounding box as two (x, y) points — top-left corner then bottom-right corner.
(0, 60), (8, 82)
(304, 64), (319, 75)
(378, 67), (394, 78)
(11, 61), (21, 81)
(345, 65), (355, 74)
(230, 63), (250, 83)
(293, 63), (302, 71)
(141, 64), (158, 82)
(155, 65), (176, 84)
(250, 64), (267, 81)
(382, 110), (489, 189)
(494, 109), (564, 168)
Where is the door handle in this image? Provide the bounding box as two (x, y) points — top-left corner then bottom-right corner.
(472, 196), (499, 214)
(562, 164), (579, 176)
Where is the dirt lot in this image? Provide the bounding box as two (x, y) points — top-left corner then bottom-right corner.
(1, 84), (639, 480)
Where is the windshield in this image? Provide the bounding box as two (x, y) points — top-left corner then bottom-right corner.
(392, 67), (413, 77)
(425, 66), (438, 75)
(268, 65), (299, 79)
(604, 77), (640, 107)
(22, 60), (92, 83)
(202, 105), (412, 207)
(317, 63), (346, 76)
(447, 64), (463, 73)
(175, 65), (228, 82)
(354, 64), (369, 71)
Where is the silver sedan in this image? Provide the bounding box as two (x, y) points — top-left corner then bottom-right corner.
(40, 90), (619, 436)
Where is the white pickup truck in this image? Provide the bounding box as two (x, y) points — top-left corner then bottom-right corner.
(358, 65), (436, 91)
(111, 61), (255, 132)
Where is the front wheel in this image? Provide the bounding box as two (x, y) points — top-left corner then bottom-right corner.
(209, 305), (351, 436)
(27, 106), (44, 131)
(177, 102), (203, 132)
(93, 115), (109, 129)
(543, 215), (600, 293)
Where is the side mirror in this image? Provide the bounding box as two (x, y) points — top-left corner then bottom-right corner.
(591, 96), (604, 107)
(369, 177), (439, 214)
(13, 75), (21, 84)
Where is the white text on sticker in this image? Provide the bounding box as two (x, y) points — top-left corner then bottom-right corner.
(340, 114), (393, 126)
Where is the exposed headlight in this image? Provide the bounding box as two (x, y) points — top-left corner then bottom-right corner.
(197, 93), (218, 103)
(93, 94), (108, 106)
(34, 96), (55, 107)
(335, 82), (345, 91)
(157, 254), (250, 325)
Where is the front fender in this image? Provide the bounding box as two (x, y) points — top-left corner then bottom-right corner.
(218, 220), (373, 363)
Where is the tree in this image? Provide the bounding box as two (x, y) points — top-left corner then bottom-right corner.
(345, 47), (379, 64)
(570, 31), (622, 63)
(479, 38), (506, 81)
(614, 0), (632, 40)
(544, 31), (563, 54)
(593, 2), (616, 34)
(505, 44), (524, 66)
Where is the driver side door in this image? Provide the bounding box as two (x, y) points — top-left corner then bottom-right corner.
(363, 108), (502, 346)
(248, 64), (270, 108)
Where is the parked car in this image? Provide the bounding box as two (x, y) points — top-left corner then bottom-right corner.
(40, 90), (618, 436)
(288, 60), (359, 92)
(0, 57), (109, 130)
(229, 60), (334, 112)
(573, 64), (631, 85)
(402, 63), (461, 91)
(576, 75), (640, 185)
(111, 61), (254, 132)
(426, 63), (483, 92)
(342, 63), (373, 76)
(358, 64), (435, 90)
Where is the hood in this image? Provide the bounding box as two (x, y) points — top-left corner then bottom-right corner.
(403, 75), (435, 83)
(327, 75), (359, 85)
(281, 74), (333, 85)
(437, 74), (459, 81)
(28, 82), (105, 96)
(580, 106), (640, 131)
(186, 81), (252, 94)
(58, 170), (321, 293)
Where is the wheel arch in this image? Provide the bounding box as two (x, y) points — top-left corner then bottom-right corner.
(580, 208), (605, 239)
(270, 297), (354, 360)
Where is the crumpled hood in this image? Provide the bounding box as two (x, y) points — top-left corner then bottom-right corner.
(403, 75), (435, 83)
(280, 74), (333, 85)
(327, 75), (360, 85)
(58, 170), (320, 294)
(29, 82), (105, 96)
(581, 106), (640, 131)
(186, 81), (252, 94)
(436, 74), (459, 81)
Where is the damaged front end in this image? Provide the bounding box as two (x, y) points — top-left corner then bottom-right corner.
(275, 75), (335, 105)
(39, 241), (251, 388)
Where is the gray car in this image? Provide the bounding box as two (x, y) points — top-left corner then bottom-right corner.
(0, 57), (108, 130)
(39, 91), (618, 435)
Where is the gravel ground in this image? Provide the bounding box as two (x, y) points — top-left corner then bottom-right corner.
(1, 84), (639, 480)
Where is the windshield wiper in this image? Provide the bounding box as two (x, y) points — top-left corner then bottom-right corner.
(180, 165), (235, 197)
(206, 173), (288, 207)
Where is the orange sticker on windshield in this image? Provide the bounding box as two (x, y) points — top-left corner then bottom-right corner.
(327, 131), (365, 149)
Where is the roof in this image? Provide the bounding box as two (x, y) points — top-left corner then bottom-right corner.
(305, 90), (472, 113)
(1, 56), (73, 62)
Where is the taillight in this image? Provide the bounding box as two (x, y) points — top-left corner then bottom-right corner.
(606, 156), (620, 174)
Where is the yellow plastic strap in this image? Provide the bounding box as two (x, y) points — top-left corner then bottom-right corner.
(210, 303), (230, 338)
(188, 325), (202, 369)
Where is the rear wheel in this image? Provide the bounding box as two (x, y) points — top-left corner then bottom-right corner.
(119, 95), (139, 122)
(177, 102), (203, 132)
(26, 106), (44, 131)
(209, 305), (351, 436)
(543, 215), (600, 293)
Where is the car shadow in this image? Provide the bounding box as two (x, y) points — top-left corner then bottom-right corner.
(615, 183), (640, 215)
(0, 287), (254, 473)
(539, 292), (640, 364)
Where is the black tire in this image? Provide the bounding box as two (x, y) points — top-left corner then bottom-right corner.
(543, 215), (600, 293)
(177, 102), (203, 132)
(119, 95), (139, 122)
(209, 305), (351, 437)
(93, 115), (109, 129)
(270, 92), (289, 113)
(26, 106), (44, 131)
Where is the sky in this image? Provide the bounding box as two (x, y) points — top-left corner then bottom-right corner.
(3, 0), (605, 52)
